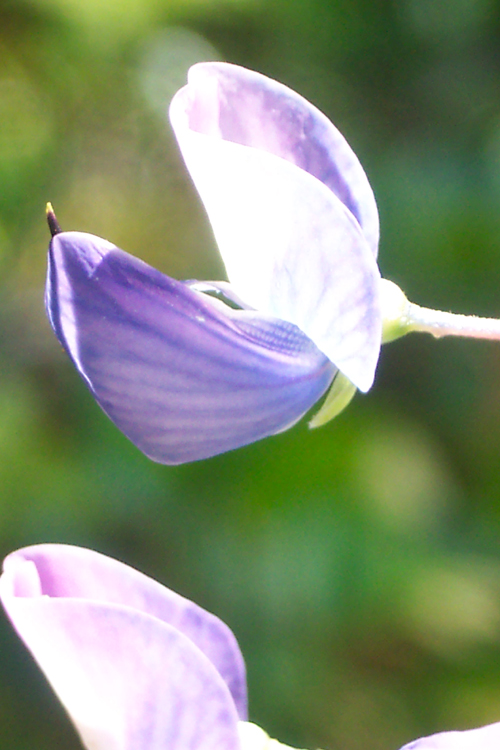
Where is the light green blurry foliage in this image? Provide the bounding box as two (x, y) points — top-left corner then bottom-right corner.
(2, 1), (500, 750)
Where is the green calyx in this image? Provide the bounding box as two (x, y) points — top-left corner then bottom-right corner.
(238, 722), (310, 750)
(380, 278), (413, 344)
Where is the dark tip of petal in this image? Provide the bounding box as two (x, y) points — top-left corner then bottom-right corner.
(46, 203), (62, 237)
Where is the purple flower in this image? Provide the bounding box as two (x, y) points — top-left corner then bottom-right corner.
(399, 724), (500, 749)
(0, 544), (247, 750)
(46, 62), (382, 464)
(2, 544), (500, 750)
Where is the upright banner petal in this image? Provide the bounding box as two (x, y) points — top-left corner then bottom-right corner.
(176, 62), (379, 255)
(170, 63), (381, 392)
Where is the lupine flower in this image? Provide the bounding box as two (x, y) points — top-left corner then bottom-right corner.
(399, 724), (500, 749)
(0, 543), (247, 750)
(1, 544), (499, 750)
(46, 62), (382, 464)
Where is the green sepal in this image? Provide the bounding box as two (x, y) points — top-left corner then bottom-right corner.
(308, 371), (357, 428)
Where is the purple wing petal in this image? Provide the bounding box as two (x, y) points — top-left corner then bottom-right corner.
(175, 62), (379, 255)
(1, 555), (241, 750)
(170, 65), (381, 391)
(46, 232), (336, 465)
(4, 544), (247, 720)
(400, 723), (500, 749)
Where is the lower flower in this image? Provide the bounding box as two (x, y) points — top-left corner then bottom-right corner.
(0, 544), (498, 750)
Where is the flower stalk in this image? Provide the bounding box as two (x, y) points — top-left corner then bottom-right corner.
(381, 278), (500, 344)
(406, 303), (500, 341)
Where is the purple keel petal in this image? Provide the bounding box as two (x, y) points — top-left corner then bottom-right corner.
(170, 67), (381, 391)
(400, 723), (500, 749)
(174, 62), (379, 255)
(1, 555), (241, 750)
(4, 544), (247, 720)
(47, 232), (336, 465)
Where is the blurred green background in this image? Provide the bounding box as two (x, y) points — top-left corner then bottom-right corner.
(2, 0), (500, 748)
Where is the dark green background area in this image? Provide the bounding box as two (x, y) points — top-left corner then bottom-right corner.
(2, 0), (500, 748)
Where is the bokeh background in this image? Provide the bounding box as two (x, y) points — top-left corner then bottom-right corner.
(2, 0), (500, 748)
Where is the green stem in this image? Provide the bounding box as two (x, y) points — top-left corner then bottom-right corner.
(380, 279), (500, 343)
(406, 302), (500, 340)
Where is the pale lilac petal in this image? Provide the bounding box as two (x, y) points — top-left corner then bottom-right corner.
(47, 232), (336, 465)
(400, 723), (500, 749)
(170, 66), (381, 391)
(4, 544), (247, 719)
(176, 62), (379, 255)
(0, 555), (240, 750)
